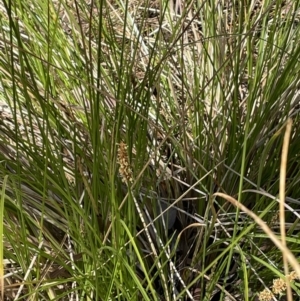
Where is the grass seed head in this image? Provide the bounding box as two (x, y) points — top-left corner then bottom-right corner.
(117, 142), (133, 185)
(258, 289), (274, 301)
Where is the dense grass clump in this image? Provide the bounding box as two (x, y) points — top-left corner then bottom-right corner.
(0, 0), (300, 300)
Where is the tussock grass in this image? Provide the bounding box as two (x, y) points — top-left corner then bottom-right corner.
(0, 0), (300, 300)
